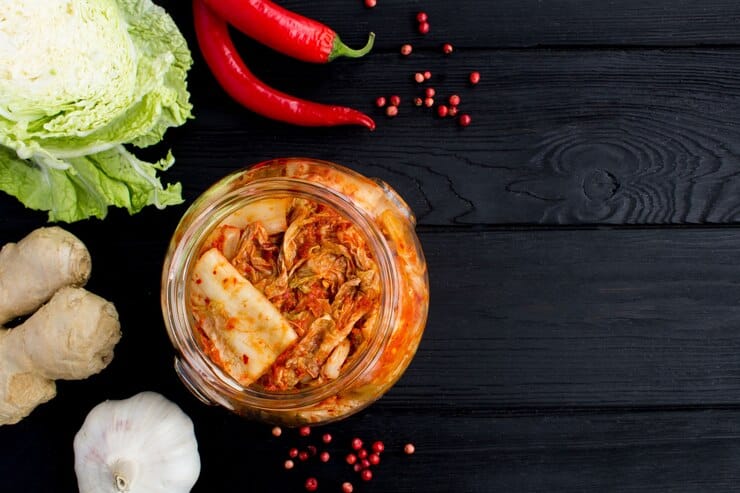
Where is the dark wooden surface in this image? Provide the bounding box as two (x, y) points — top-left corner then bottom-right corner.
(3, 1), (740, 491)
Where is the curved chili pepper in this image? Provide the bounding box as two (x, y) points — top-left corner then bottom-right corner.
(202, 0), (374, 63)
(193, 0), (375, 130)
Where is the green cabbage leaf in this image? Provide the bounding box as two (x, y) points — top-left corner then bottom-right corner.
(0, 0), (192, 222)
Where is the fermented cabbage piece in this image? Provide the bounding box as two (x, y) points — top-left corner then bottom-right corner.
(190, 248), (297, 385)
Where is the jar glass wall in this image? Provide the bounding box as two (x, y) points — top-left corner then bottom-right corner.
(162, 158), (429, 425)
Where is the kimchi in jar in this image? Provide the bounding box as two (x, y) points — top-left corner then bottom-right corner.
(162, 158), (429, 425)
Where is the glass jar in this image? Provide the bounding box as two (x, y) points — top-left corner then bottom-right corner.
(161, 158), (429, 425)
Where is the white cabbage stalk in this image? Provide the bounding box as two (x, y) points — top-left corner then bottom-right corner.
(0, 0), (192, 222)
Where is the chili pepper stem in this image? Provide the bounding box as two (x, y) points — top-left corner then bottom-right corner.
(329, 32), (376, 61)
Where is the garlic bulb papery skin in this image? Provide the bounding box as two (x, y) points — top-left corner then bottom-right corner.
(73, 391), (201, 493)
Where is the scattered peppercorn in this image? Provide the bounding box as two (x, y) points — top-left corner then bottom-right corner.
(357, 448), (368, 459)
(375, 96), (386, 108)
(442, 43), (454, 54)
(371, 441), (385, 454)
(418, 21), (430, 34)
(423, 70), (432, 80)
(272, 426), (282, 437)
(351, 438), (364, 450)
(322, 433), (333, 444)
(305, 477), (318, 492)
(361, 459), (371, 469)
(414, 72), (425, 83)
(361, 469), (373, 481)
(449, 94), (461, 106)
(299, 426), (311, 437)
(437, 104), (449, 117)
(342, 482), (354, 493)
(364, 0), (376, 8)
(390, 95), (401, 106)
(458, 114), (472, 127)
(284, 459), (295, 470)
(289, 448), (299, 458)
(425, 87), (436, 98)
(400, 44), (413, 56)
(369, 453), (381, 465)
(307, 445), (317, 456)
(346, 453), (358, 465)
(469, 71), (481, 85)
(448, 106), (458, 117)
(353, 463), (363, 473)
(416, 12), (428, 23)
(404, 443), (416, 455)
(424, 97), (434, 107)
(414, 97), (423, 106)
(386, 105), (398, 117)
(299, 451), (310, 461)
(319, 451), (330, 462)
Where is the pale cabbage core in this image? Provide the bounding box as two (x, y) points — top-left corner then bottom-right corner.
(0, 0), (137, 124)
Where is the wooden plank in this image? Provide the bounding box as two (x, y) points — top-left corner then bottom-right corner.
(2, 223), (740, 411)
(160, 0), (740, 49)
(404, 228), (740, 408)
(4, 400), (740, 492)
(139, 48), (740, 227)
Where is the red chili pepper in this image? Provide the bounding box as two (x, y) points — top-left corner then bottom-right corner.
(193, 0), (375, 130)
(202, 0), (375, 63)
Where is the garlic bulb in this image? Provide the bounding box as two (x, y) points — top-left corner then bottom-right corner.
(73, 392), (200, 493)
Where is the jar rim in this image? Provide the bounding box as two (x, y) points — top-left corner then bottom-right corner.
(162, 162), (400, 411)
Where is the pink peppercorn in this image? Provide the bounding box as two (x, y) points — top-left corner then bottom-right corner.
(458, 114), (472, 127)
(319, 451), (330, 463)
(416, 12), (428, 23)
(357, 449), (368, 459)
(369, 453), (381, 465)
(305, 477), (318, 492)
(346, 453), (358, 465)
(400, 44), (413, 56)
(414, 97), (423, 106)
(361, 469), (373, 481)
(322, 433), (332, 444)
(443, 43), (454, 54)
(386, 105), (398, 117)
(299, 451), (309, 461)
(424, 97), (434, 108)
(272, 426), (282, 437)
(423, 70), (432, 80)
(449, 94), (461, 106)
(414, 72), (425, 83)
(375, 96), (386, 107)
(307, 445), (317, 456)
(364, 0), (376, 8)
(371, 441), (385, 453)
(404, 443), (416, 455)
(425, 87), (436, 98)
(390, 95), (401, 106)
(469, 71), (481, 85)
(437, 104), (449, 117)
(361, 459), (371, 469)
(448, 106), (458, 117)
(351, 438), (363, 450)
(418, 21), (430, 34)
(342, 482), (354, 493)
(284, 459), (294, 470)
(299, 426), (311, 437)
(289, 448), (299, 458)
(353, 463), (363, 472)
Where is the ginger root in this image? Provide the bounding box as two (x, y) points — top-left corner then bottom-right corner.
(0, 227), (91, 325)
(0, 228), (121, 425)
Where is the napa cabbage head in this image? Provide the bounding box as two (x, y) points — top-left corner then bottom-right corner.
(0, 0), (192, 222)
